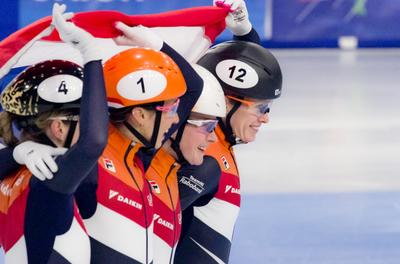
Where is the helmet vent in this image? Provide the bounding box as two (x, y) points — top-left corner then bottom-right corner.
(263, 67), (272, 76)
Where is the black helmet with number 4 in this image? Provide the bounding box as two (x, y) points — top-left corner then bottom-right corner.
(197, 40), (282, 100)
(0, 60), (83, 118)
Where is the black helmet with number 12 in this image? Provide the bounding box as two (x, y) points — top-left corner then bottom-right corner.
(197, 40), (282, 100)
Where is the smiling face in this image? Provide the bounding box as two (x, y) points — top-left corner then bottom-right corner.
(179, 113), (218, 165)
(228, 97), (271, 143)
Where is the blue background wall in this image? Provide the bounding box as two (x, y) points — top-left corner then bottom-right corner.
(1, 0), (399, 48)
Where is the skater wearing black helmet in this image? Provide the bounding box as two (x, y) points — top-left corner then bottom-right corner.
(175, 1), (283, 263)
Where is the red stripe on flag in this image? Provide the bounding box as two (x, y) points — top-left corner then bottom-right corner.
(47, 7), (227, 41)
(0, 7), (227, 70)
(0, 16), (50, 68)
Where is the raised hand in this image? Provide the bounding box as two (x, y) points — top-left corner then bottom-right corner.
(214, 0), (252, 36)
(114, 22), (164, 51)
(52, 3), (101, 63)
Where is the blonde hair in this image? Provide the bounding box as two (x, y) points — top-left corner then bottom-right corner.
(0, 111), (18, 146)
(0, 109), (75, 147)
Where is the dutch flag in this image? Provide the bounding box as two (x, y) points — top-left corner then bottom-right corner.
(0, 6), (228, 99)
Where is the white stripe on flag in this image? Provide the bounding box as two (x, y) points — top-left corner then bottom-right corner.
(12, 26), (211, 71)
(0, 26), (52, 79)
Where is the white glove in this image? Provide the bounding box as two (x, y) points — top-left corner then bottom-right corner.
(13, 141), (67, 181)
(52, 3), (101, 63)
(114, 22), (164, 51)
(214, 0), (252, 36)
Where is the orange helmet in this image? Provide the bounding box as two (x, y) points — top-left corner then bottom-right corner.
(104, 48), (187, 108)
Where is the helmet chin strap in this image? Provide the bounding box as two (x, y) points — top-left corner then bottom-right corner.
(123, 108), (162, 149)
(37, 134), (58, 148)
(151, 110), (162, 147)
(218, 100), (243, 145)
(63, 121), (78, 148)
(169, 123), (188, 164)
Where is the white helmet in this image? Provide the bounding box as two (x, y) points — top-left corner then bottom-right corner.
(191, 64), (226, 117)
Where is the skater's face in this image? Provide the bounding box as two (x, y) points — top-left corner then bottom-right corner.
(180, 113), (218, 165)
(127, 98), (179, 149)
(154, 98), (180, 149)
(228, 97), (271, 143)
(47, 115), (80, 147)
